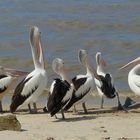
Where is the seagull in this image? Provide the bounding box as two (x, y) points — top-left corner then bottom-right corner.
(95, 52), (125, 110)
(10, 26), (47, 113)
(0, 66), (27, 112)
(64, 49), (100, 113)
(46, 58), (74, 119)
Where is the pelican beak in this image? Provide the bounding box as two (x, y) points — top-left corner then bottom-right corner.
(119, 57), (140, 70)
(1, 68), (28, 77)
(89, 66), (101, 81)
(35, 29), (45, 68)
(63, 66), (71, 73)
(30, 26), (45, 68)
(78, 49), (87, 65)
(100, 57), (107, 67)
(30, 28), (34, 46)
(79, 49), (83, 63)
(96, 52), (107, 66)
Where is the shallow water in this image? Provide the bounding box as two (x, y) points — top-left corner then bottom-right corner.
(3, 92), (137, 111)
(0, 0), (140, 91)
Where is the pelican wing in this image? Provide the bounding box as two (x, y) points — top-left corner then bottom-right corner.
(0, 84), (7, 93)
(0, 75), (12, 93)
(133, 75), (140, 88)
(0, 75), (13, 86)
(47, 78), (73, 117)
(20, 74), (41, 97)
(72, 76), (90, 97)
(10, 74), (41, 112)
(72, 76), (87, 90)
(98, 74), (116, 98)
(0, 85), (7, 93)
(64, 75), (91, 111)
(0, 74), (8, 79)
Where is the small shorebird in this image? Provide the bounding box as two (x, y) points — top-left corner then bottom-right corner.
(64, 49), (100, 113)
(0, 66), (27, 112)
(10, 26), (47, 113)
(94, 52), (125, 110)
(47, 58), (74, 119)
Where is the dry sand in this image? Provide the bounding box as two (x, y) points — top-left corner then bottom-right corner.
(0, 93), (140, 140)
(0, 107), (140, 140)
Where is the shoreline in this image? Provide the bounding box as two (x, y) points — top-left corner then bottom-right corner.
(2, 90), (140, 111)
(0, 91), (140, 140)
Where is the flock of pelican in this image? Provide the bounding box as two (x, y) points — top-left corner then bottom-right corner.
(0, 26), (139, 119)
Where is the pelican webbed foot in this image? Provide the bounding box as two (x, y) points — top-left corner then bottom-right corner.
(116, 92), (128, 112)
(117, 102), (128, 112)
(43, 106), (49, 113)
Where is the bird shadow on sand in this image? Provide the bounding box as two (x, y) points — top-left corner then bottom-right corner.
(52, 106), (130, 122)
(7, 108), (47, 115)
(130, 110), (140, 113)
(52, 115), (98, 123)
(68, 107), (123, 115)
(12, 111), (46, 115)
(20, 129), (28, 132)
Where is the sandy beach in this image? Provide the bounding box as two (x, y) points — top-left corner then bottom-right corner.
(0, 93), (140, 140)
(0, 0), (140, 140)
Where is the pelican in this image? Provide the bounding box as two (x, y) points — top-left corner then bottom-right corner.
(120, 56), (140, 96)
(10, 26), (47, 113)
(0, 66), (27, 112)
(95, 52), (125, 110)
(64, 49), (100, 113)
(94, 52), (106, 108)
(46, 58), (74, 119)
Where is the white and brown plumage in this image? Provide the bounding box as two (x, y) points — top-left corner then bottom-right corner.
(0, 66), (27, 112)
(94, 52), (125, 110)
(64, 49), (100, 113)
(10, 26), (47, 113)
(46, 58), (74, 119)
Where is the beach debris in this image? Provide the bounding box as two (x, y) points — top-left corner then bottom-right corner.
(100, 126), (105, 128)
(105, 137), (110, 140)
(118, 137), (137, 140)
(0, 114), (21, 131)
(103, 130), (107, 133)
(100, 126), (108, 133)
(102, 137), (110, 140)
(46, 137), (54, 140)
